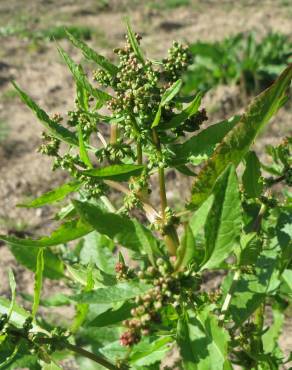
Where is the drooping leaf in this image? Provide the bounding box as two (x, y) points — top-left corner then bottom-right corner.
(201, 165), (242, 270)
(73, 200), (157, 253)
(170, 116), (240, 166)
(0, 219), (92, 248)
(57, 46), (111, 104)
(32, 248), (44, 319)
(177, 307), (230, 370)
(83, 164), (145, 182)
(9, 245), (64, 280)
(70, 281), (151, 304)
(88, 301), (134, 327)
(190, 64), (292, 208)
(66, 30), (118, 75)
(125, 19), (144, 63)
(7, 269), (16, 321)
(18, 181), (80, 208)
(12, 82), (78, 146)
(242, 151), (263, 198)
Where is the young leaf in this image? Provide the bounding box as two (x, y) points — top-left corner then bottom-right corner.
(18, 181), (81, 208)
(177, 308), (230, 370)
(66, 30), (118, 75)
(83, 164), (145, 182)
(70, 281), (151, 304)
(9, 245), (64, 280)
(12, 82), (78, 146)
(0, 219), (93, 248)
(242, 151), (263, 198)
(201, 165), (242, 270)
(73, 200), (156, 252)
(57, 46), (111, 104)
(32, 248), (44, 320)
(78, 123), (93, 168)
(125, 18), (144, 63)
(7, 269), (16, 321)
(190, 64), (292, 208)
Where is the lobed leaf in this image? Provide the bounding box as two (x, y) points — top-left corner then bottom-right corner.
(190, 64), (292, 208)
(12, 82), (78, 146)
(82, 164), (145, 182)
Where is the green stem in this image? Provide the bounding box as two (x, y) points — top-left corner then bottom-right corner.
(219, 269), (241, 324)
(253, 303), (264, 362)
(137, 141), (143, 165)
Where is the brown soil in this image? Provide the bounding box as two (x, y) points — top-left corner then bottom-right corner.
(0, 0), (291, 368)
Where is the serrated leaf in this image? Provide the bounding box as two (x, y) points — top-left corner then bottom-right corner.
(88, 301), (134, 327)
(32, 248), (44, 319)
(12, 82), (78, 146)
(163, 92), (202, 130)
(177, 307), (230, 370)
(70, 281), (151, 304)
(242, 151), (263, 198)
(201, 165), (242, 270)
(83, 164), (145, 182)
(57, 46), (111, 104)
(170, 116), (240, 166)
(9, 245), (64, 280)
(18, 181), (80, 208)
(125, 19), (144, 63)
(66, 30), (118, 75)
(190, 64), (292, 208)
(73, 200), (156, 252)
(0, 219), (92, 248)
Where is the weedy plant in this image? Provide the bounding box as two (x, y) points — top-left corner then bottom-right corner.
(184, 32), (292, 96)
(0, 21), (291, 370)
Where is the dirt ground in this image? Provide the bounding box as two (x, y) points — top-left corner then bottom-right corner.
(0, 0), (291, 367)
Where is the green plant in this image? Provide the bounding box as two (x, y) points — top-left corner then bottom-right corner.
(0, 22), (291, 369)
(184, 32), (292, 95)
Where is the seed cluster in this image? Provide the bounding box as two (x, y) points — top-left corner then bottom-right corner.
(163, 41), (193, 81)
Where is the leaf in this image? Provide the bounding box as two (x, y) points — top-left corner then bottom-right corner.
(57, 46), (111, 104)
(73, 200), (155, 252)
(32, 248), (44, 319)
(80, 231), (115, 275)
(190, 64), (292, 208)
(201, 165), (242, 270)
(12, 82), (78, 146)
(125, 19), (144, 63)
(9, 245), (64, 280)
(151, 79), (182, 128)
(66, 30), (118, 75)
(70, 281), (151, 304)
(242, 151), (263, 198)
(0, 297), (30, 328)
(262, 305), (284, 353)
(18, 181), (80, 208)
(83, 164), (145, 182)
(175, 225), (196, 270)
(78, 123), (92, 168)
(170, 116), (240, 166)
(177, 307), (230, 370)
(7, 269), (16, 321)
(0, 218), (93, 248)
(163, 92), (202, 130)
(189, 195), (214, 237)
(88, 301), (134, 327)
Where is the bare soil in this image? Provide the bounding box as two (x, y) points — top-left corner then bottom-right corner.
(0, 0), (291, 367)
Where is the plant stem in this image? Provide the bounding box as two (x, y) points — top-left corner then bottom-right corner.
(219, 269), (241, 324)
(137, 141), (143, 165)
(110, 125), (118, 144)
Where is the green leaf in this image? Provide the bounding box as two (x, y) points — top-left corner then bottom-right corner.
(78, 123), (92, 168)
(262, 304), (284, 353)
(57, 46), (111, 104)
(32, 248), (44, 319)
(242, 151), (263, 198)
(83, 164), (145, 182)
(80, 231), (115, 275)
(70, 281), (151, 304)
(66, 30), (118, 75)
(151, 79), (182, 128)
(73, 200), (155, 252)
(0, 218), (93, 248)
(9, 245), (64, 280)
(175, 225), (196, 270)
(163, 92), (202, 130)
(0, 297), (30, 328)
(189, 195), (214, 237)
(177, 307), (230, 370)
(12, 82), (78, 146)
(7, 269), (16, 321)
(88, 301), (134, 327)
(18, 181), (80, 208)
(201, 165), (242, 270)
(125, 19), (144, 63)
(190, 64), (292, 208)
(170, 116), (240, 166)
